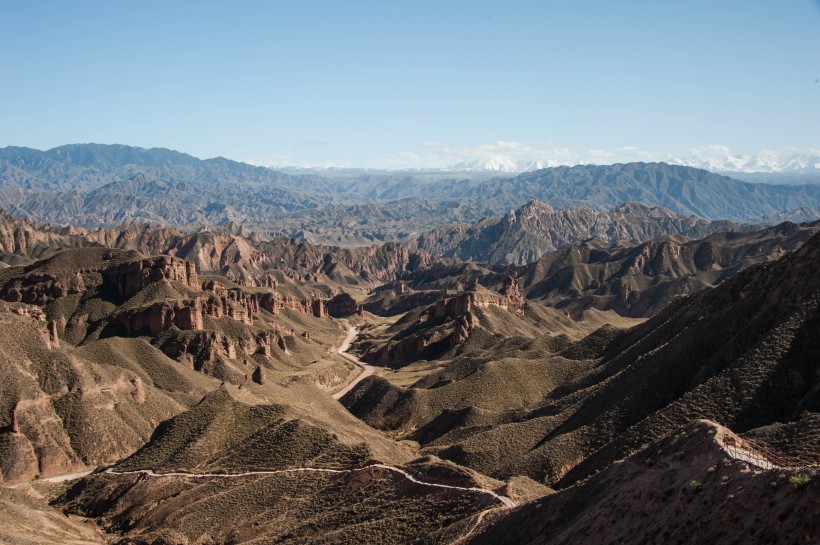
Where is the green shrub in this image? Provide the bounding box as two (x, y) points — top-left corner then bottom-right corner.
(788, 473), (811, 488)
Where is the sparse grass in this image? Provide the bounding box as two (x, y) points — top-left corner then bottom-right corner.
(788, 473), (811, 488)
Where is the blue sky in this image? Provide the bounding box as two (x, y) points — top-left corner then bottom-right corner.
(1, 0), (818, 168)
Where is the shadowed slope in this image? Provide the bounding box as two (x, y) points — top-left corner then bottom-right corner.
(468, 421), (819, 545)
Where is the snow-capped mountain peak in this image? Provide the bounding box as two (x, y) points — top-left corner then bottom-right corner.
(671, 149), (820, 174)
(446, 157), (571, 173)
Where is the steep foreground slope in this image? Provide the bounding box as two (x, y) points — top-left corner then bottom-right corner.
(0, 302), (206, 485)
(53, 387), (521, 544)
(468, 421), (819, 545)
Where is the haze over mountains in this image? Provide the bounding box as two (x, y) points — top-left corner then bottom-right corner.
(3, 144), (820, 251)
(673, 149), (820, 174)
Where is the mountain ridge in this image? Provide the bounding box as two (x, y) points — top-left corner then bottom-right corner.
(4, 146), (820, 245)
(414, 198), (760, 265)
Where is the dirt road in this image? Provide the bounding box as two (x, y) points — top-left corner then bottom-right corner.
(332, 326), (375, 400)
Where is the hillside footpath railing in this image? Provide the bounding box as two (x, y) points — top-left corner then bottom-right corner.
(721, 435), (820, 470)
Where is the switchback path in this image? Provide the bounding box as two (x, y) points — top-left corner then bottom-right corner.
(104, 462), (516, 508)
(332, 326), (375, 400)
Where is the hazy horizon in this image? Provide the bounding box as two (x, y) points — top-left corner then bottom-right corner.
(2, 1), (819, 169)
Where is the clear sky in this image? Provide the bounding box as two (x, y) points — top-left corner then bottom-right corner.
(1, 0), (818, 168)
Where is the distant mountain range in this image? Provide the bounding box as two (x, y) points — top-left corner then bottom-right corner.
(3, 144), (820, 249)
(445, 157), (569, 173)
(443, 150), (820, 175)
(672, 149), (820, 174)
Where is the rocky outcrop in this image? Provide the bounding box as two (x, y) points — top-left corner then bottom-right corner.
(159, 327), (285, 369)
(113, 299), (204, 336)
(201, 286), (259, 325)
(259, 291), (327, 318)
(47, 319), (59, 349)
(251, 365), (266, 385)
(363, 288), (450, 317)
(105, 256), (199, 299)
(1, 271), (86, 305)
(432, 280), (525, 320)
(1, 253), (201, 310)
(450, 312), (475, 348)
(367, 334), (431, 366)
(0, 211), (93, 262)
(498, 277), (526, 314)
(326, 293), (361, 318)
(311, 298), (326, 318)
(254, 330), (273, 357)
(111, 278), (270, 338)
(363, 282), (524, 365)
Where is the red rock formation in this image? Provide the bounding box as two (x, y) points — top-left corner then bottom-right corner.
(499, 276), (527, 314)
(450, 312), (475, 348)
(251, 365), (266, 385)
(364, 282), (526, 364)
(326, 293), (361, 318)
(160, 328), (282, 368)
(114, 299), (204, 336)
(311, 298), (327, 318)
(201, 280), (226, 294)
(431, 279), (525, 321)
(368, 335), (430, 366)
(259, 291), (326, 317)
(256, 331), (273, 357)
(431, 293), (472, 320)
(200, 290), (257, 326)
(130, 377), (146, 404)
(1, 274), (70, 305)
(105, 256), (199, 300)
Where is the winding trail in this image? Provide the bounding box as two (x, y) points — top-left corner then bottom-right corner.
(4, 326), (516, 524)
(92, 326), (516, 508)
(103, 463), (516, 508)
(332, 326), (375, 400)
